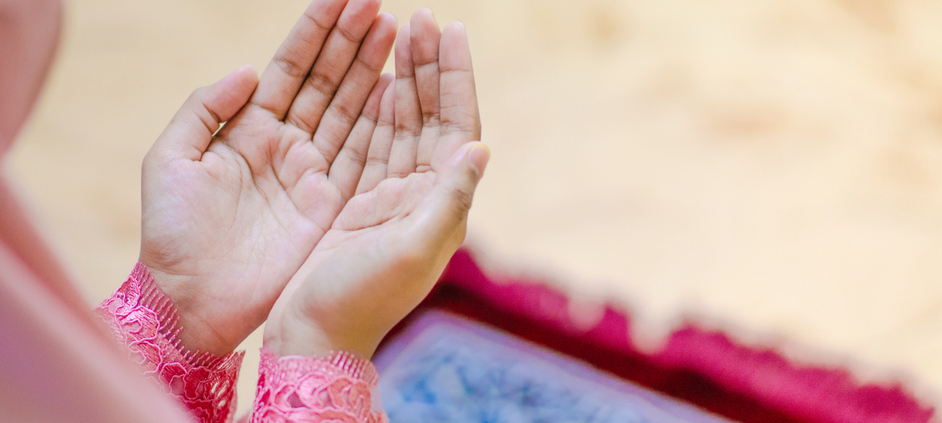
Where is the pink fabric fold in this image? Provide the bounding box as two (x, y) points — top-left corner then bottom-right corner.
(0, 241), (196, 422)
(0, 2), (199, 421)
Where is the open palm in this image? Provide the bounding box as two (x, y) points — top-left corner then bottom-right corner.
(139, 0), (397, 355)
(264, 11), (489, 359)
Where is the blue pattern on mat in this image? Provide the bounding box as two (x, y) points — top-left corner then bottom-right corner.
(376, 312), (732, 423)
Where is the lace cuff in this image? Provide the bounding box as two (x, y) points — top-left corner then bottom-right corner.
(252, 347), (388, 423)
(96, 263), (244, 423)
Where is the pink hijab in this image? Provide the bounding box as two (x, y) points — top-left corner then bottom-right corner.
(0, 1), (193, 421)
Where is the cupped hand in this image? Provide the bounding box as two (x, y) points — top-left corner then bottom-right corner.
(264, 10), (489, 359)
(140, 0), (397, 356)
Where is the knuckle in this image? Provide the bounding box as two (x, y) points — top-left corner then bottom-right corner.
(305, 69), (339, 97)
(355, 55), (383, 74)
(301, 9), (332, 32)
(335, 24), (360, 44)
(394, 121), (423, 138)
(329, 101), (359, 127)
(273, 53), (309, 79)
(365, 155), (388, 166)
(421, 110), (440, 126)
(340, 145), (368, 169)
(450, 185), (474, 220)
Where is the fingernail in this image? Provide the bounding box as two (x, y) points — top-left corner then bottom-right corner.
(467, 143), (490, 176)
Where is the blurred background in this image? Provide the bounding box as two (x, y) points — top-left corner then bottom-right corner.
(8, 0), (942, 414)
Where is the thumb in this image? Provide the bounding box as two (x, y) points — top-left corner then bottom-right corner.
(151, 65), (258, 161)
(416, 141), (490, 245)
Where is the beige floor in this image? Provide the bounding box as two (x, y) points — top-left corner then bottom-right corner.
(8, 0), (942, 414)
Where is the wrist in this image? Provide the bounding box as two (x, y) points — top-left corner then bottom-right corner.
(96, 263), (245, 422)
(262, 310), (380, 359)
(143, 265), (236, 356)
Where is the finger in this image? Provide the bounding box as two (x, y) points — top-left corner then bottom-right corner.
(431, 22), (481, 170)
(328, 73), (393, 201)
(386, 23), (423, 178)
(355, 80), (396, 195)
(285, 0), (383, 134)
(312, 13), (396, 164)
(251, 0), (348, 119)
(415, 142), (490, 250)
(410, 9), (443, 173)
(153, 65), (258, 161)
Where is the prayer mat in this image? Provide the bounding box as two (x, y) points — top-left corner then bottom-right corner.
(375, 311), (733, 422)
(374, 249), (934, 423)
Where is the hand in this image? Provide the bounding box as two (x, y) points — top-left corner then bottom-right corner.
(264, 10), (489, 359)
(139, 0), (397, 356)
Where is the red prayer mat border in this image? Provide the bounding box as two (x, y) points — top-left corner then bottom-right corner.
(379, 249), (935, 423)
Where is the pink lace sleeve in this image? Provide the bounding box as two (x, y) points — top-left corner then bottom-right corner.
(251, 347), (388, 423)
(96, 263), (244, 423)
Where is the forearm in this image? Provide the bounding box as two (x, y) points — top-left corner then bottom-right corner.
(96, 263), (389, 423)
(96, 263), (243, 423)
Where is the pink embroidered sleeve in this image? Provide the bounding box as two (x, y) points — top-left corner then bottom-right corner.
(96, 263), (244, 423)
(251, 348), (388, 423)
(98, 263), (388, 423)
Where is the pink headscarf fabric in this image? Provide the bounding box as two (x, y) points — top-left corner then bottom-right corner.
(0, 1), (193, 420)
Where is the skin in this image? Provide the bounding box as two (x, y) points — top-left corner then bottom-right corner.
(141, 0), (397, 355)
(265, 11), (487, 358)
(141, 0), (486, 358)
